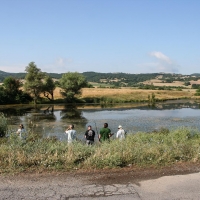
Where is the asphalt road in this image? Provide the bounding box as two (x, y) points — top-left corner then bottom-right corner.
(1, 171), (200, 200)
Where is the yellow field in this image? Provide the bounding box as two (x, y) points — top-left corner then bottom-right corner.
(81, 88), (196, 101)
(53, 87), (62, 99)
(142, 79), (200, 88)
(143, 80), (186, 87)
(53, 87), (198, 101)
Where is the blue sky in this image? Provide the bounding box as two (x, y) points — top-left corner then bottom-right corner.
(0, 0), (200, 74)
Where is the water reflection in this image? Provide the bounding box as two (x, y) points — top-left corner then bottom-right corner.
(0, 99), (200, 141)
(60, 105), (86, 121)
(59, 105), (87, 138)
(29, 106), (56, 121)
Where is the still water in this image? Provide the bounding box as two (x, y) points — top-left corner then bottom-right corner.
(1, 99), (200, 141)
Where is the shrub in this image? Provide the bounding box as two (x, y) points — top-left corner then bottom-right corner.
(0, 113), (8, 137)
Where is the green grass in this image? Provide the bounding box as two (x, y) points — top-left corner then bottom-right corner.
(1, 127), (200, 173)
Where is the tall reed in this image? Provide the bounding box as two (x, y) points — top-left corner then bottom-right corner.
(0, 127), (200, 173)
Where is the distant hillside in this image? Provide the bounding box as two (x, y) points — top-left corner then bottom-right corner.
(0, 71), (163, 84)
(82, 72), (200, 87)
(0, 70), (26, 82)
(0, 70), (200, 87)
(191, 73), (200, 76)
(0, 71), (65, 82)
(82, 71), (161, 84)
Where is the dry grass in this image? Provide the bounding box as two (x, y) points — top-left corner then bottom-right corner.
(52, 87), (199, 102)
(190, 80), (200, 85)
(81, 88), (195, 101)
(153, 81), (185, 87)
(53, 87), (63, 99)
(142, 79), (200, 88)
(142, 79), (163, 84)
(142, 80), (185, 87)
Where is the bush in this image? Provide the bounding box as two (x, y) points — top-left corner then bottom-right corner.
(0, 113), (8, 137)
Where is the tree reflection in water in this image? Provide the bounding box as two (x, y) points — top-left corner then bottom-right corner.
(0, 106), (34, 132)
(29, 105), (56, 121)
(61, 105), (84, 119)
(21, 105), (57, 138)
(60, 105), (87, 130)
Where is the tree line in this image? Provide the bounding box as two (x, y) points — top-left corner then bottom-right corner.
(0, 62), (88, 105)
(1, 70), (200, 86)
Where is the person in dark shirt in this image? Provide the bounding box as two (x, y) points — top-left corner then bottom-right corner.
(85, 125), (95, 145)
(98, 123), (113, 142)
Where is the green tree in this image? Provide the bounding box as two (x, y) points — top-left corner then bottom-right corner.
(2, 77), (22, 103)
(0, 77), (32, 104)
(2, 76), (29, 104)
(3, 76), (22, 96)
(60, 72), (87, 102)
(184, 81), (191, 86)
(43, 75), (56, 101)
(24, 62), (45, 104)
(195, 87), (200, 96)
(0, 86), (7, 104)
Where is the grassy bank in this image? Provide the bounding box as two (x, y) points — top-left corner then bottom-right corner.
(1, 127), (200, 173)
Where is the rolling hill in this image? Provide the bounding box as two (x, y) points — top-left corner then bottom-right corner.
(0, 70), (200, 88)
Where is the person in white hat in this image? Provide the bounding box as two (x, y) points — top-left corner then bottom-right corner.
(116, 125), (125, 140)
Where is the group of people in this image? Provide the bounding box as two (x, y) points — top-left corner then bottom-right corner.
(65, 122), (126, 144)
(16, 122), (126, 144)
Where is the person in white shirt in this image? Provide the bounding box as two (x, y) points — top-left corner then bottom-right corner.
(116, 125), (125, 140)
(65, 124), (77, 143)
(16, 124), (26, 139)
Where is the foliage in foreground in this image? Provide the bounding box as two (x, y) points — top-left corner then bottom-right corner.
(0, 112), (8, 137)
(0, 127), (200, 173)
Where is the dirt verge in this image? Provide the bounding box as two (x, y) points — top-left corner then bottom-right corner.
(2, 162), (200, 186)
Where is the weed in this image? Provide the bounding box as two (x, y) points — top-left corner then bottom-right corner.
(1, 127), (200, 173)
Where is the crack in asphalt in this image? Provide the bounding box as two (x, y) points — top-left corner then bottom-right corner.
(0, 183), (140, 199)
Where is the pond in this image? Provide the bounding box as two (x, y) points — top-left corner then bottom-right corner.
(1, 99), (200, 141)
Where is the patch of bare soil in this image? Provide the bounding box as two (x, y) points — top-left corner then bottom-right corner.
(3, 162), (200, 186)
(87, 162), (200, 185)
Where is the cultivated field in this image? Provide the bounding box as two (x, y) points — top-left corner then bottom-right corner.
(143, 79), (200, 88)
(143, 79), (186, 87)
(53, 87), (198, 102)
